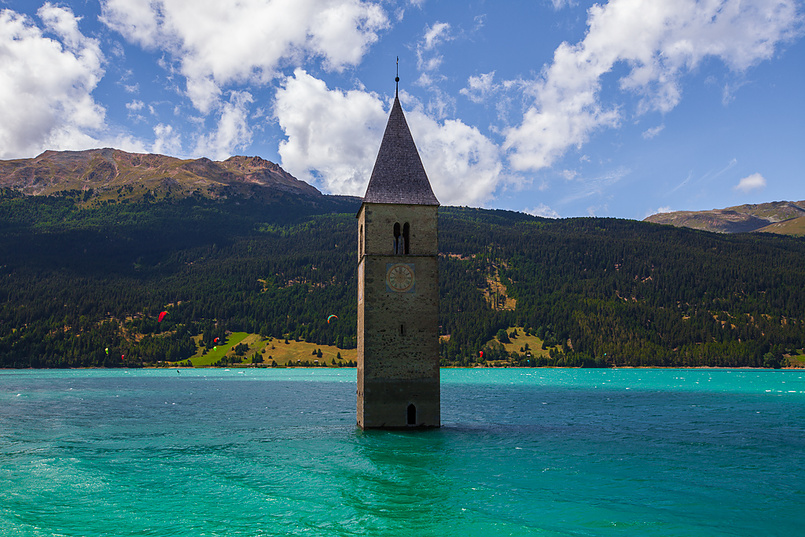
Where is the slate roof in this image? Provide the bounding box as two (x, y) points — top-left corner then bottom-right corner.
(362, 95), (439, 206)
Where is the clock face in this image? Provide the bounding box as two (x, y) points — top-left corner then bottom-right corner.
(386, 263), (415, 293)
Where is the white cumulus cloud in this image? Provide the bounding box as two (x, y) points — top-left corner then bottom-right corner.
(274, 69), (388, 195)
(152, 124), (183, 157)
(504, 0), (801, 173)
(194, 91), (255, 160)
(0, 4), (106, 159)
(405, 108), (503, 206)
(100, 0), (389, 114)
(273, 70), (504, 205)
(734, 173), (767, 192)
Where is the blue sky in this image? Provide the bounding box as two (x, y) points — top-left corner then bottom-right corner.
(1, 0), (803, 219)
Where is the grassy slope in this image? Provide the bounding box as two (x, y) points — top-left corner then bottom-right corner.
(755, 215), (805, 236)
(497, 329), (551, 358)
(482, 327), (554, 363)
(178, 332), (356, 367)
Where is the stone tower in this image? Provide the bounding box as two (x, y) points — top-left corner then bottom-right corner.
(356, 90), (440, 429)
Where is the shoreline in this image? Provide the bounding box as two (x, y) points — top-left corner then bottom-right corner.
(2, 365), (801, 370)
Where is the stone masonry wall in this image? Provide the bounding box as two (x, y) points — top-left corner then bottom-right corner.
(357, 202), (440, 427)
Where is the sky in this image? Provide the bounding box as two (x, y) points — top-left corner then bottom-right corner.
(1, 0), (803, 219)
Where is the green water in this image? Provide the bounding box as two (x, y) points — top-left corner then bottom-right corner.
(1, 368), (803, 536)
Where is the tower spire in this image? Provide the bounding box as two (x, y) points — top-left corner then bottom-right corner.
(361, 81), (439, 206)
(395, 56), (399, 97)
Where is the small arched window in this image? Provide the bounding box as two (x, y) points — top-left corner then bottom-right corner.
(402, 222), (410, 255)
(393, 222), (401, 254)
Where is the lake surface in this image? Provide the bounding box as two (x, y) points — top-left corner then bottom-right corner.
(1, 368), (803, 536)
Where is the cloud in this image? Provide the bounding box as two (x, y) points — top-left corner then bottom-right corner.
(125, 99), (146, 123)
(460, 71), (498, 104)
(415, 21), (451, 84)
(100, 0), (389, 114)
(273, 70), (503, 205)
(504, 0), (801, 173)
(194, 91), (254, 160)
(525, 204), (560, 219)
(422, 21), (451, 51)
(406, 107), (503, 206)
(550, 0), (577, 9)
(644, 206), (673, 219)
(642, 124), (664, 139)
(559, 167), (630, 205)
(414, 22), (460, 120)
(274, 69), (388, 195)
(0, 4), (106, 159)
(152, 124), (183, 156)
(734, 173), (767, 192)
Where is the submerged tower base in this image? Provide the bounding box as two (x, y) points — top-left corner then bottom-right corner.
(358, 378), (440, 429)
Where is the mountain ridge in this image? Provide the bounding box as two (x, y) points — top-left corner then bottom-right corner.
(6, 149), (803, 237)
(0, 148), (324, 203)
(645, 200), (805, 235)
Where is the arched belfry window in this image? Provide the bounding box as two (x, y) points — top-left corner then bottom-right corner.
(403, 223), (410, 255)
(393, 222), (401, 254)
(407, 403), (416, 426)
(359, 224), (363, 257)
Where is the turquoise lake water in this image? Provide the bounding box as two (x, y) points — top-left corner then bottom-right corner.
(1, 368), (804, 536)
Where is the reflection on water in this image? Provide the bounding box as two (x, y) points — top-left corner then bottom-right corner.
(343, 429), (455, 535)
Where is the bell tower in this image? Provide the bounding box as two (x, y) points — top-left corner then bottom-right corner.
(356, 83), (440, 429)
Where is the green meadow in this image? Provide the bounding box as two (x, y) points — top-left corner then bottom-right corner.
(174, 332), (356, 368)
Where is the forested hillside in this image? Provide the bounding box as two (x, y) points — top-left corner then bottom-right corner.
(441, 209), (805, 368)
(2, 188), (804, 368)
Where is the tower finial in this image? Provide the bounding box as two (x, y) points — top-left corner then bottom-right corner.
(395, 56), (400, 97)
